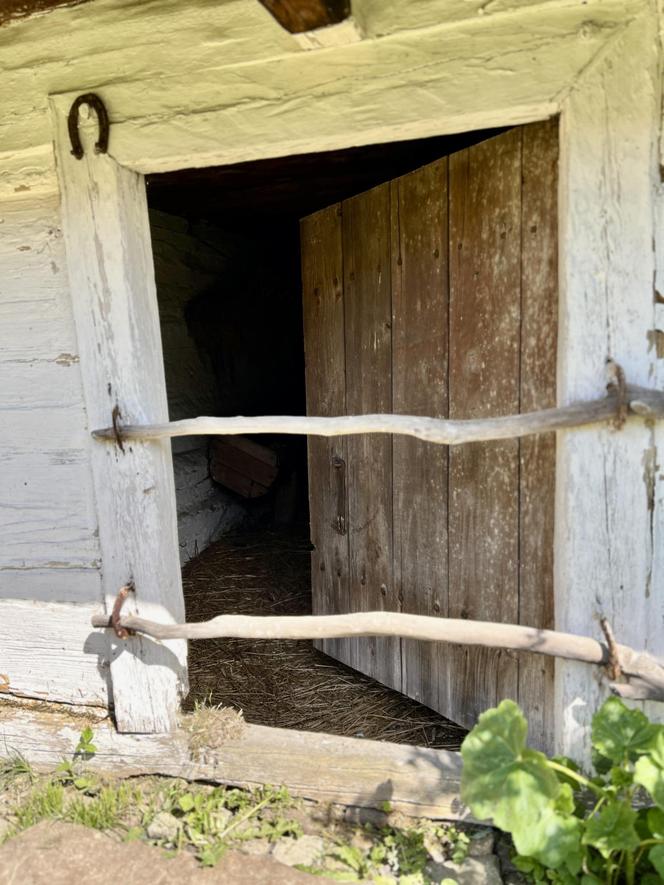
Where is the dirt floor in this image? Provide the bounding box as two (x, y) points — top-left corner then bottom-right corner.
(182, 527), (467, 749)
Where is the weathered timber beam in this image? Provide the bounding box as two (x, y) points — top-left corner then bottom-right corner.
(258, 0), (350, 33)
(91, 385), (664, 446)
(0, 707), (467, 820)
(91, 610), (664, 702)
(0, 0), (91, 28)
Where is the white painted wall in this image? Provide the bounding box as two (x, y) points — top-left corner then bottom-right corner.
(0, 195), (107, 704)
(0, 0), (661, 749)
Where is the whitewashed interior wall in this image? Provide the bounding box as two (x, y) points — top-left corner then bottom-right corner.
(149, 210), (245, 563)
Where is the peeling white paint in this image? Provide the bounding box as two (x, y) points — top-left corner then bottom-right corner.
(0, 0), (661, 749)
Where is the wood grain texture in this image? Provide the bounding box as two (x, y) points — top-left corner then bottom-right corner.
(343, 183), (399, 689)
(0, 600), (109, 706)
(390, 160), (449, 711)
(0, 707), (468, 820)
(52, 106), (186, 732)
(93, 388), (661, 445)
(303, 126), (558, 742)
(301, 205), (350, 663)
(0, 0), (90, 27)
(556, 14), (662, 759)
(91, 608), (664, 703)
(518, 118), (558, 752)
(0, 568), (101, 605)
(0, 197), (101, 574)
(10, 1), (630, 189)
(258, 0), (350, 33)
(448, 128), (522, 729)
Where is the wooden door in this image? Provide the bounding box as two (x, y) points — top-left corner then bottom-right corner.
(301, 119), (558, 748)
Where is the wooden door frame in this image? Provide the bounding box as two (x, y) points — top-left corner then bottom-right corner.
(51, 8), (662, 753)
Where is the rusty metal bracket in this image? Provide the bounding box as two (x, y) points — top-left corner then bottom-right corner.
(331, 455), (346, 535)
(606, 358), (628, 430)
(111, 404), (125, 452)
(600, 616), (622, 682)
(68, 93), (110, 160)
(111, 583), (135, 639)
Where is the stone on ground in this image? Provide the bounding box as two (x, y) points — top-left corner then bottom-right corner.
(146, 811), (181, 842)
(427, 854), (503, 884)
(271, 834), (324, 867)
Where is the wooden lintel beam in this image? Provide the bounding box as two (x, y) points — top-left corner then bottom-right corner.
(258, 0), (350, 33)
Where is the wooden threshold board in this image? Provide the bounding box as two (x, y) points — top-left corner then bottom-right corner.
(0, 706), (468, 820)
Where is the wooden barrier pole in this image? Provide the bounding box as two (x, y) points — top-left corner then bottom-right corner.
(90, 385), (664, 446)
(91, 609), (664, 702)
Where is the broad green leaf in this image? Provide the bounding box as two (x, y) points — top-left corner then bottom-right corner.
(461, 700), (560, 826)
(649, 729), (664, 768)
(591, 697), (657, 763)
(635, 756), (664, 809)
(514, 805), (583, 874)
(649, 845), (664, 879)
(582, 801), (640, 858)
(461, 701), (581, 873)
(648, 807), (664, 839)
(554, 783), (576, 816)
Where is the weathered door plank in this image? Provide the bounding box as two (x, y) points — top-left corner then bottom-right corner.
(303, 122), (557, 747)
(518, 118), (558, 750)
(301, 204), (350, 663)
(343, 183), (400, 690)
(448, 129), (522, 728)
(391, 160), (449, 711)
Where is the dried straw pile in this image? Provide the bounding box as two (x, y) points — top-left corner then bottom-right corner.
(182, 528), (466, 750)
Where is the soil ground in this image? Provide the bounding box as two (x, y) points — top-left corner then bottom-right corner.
(0, 763), (506, 884)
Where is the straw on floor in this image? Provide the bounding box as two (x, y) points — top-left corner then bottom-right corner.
(182, 527), (466, 750)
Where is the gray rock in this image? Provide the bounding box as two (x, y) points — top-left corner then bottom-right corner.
(210, 807), (232, 831)
(467, 828), (495, 857)
(271, 834), (325, 867)
(146, 810), (181, 842)
(427, 855), (503, 885)
(240, 837), (273, 856)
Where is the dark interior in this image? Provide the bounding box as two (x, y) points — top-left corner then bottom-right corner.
(144, 128), (504, 748)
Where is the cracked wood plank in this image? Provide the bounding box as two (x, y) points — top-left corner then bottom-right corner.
(555, 13), (662, 759)
(52, 104), (187, 732)
(0, 707), (469, 820)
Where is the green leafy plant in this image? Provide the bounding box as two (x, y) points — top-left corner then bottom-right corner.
(460, 696), (664, 884)
(74, 726), (97, 758)
(0, 753), (35, 790)
(323, 820), (469, 883)
(55, 727), (98, 792)
(145, 783), (302, 865)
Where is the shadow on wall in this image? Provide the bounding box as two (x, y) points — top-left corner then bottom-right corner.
(150, 210), (307, 564)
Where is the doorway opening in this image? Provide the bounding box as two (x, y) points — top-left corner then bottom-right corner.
(145, 122), (551, 750)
